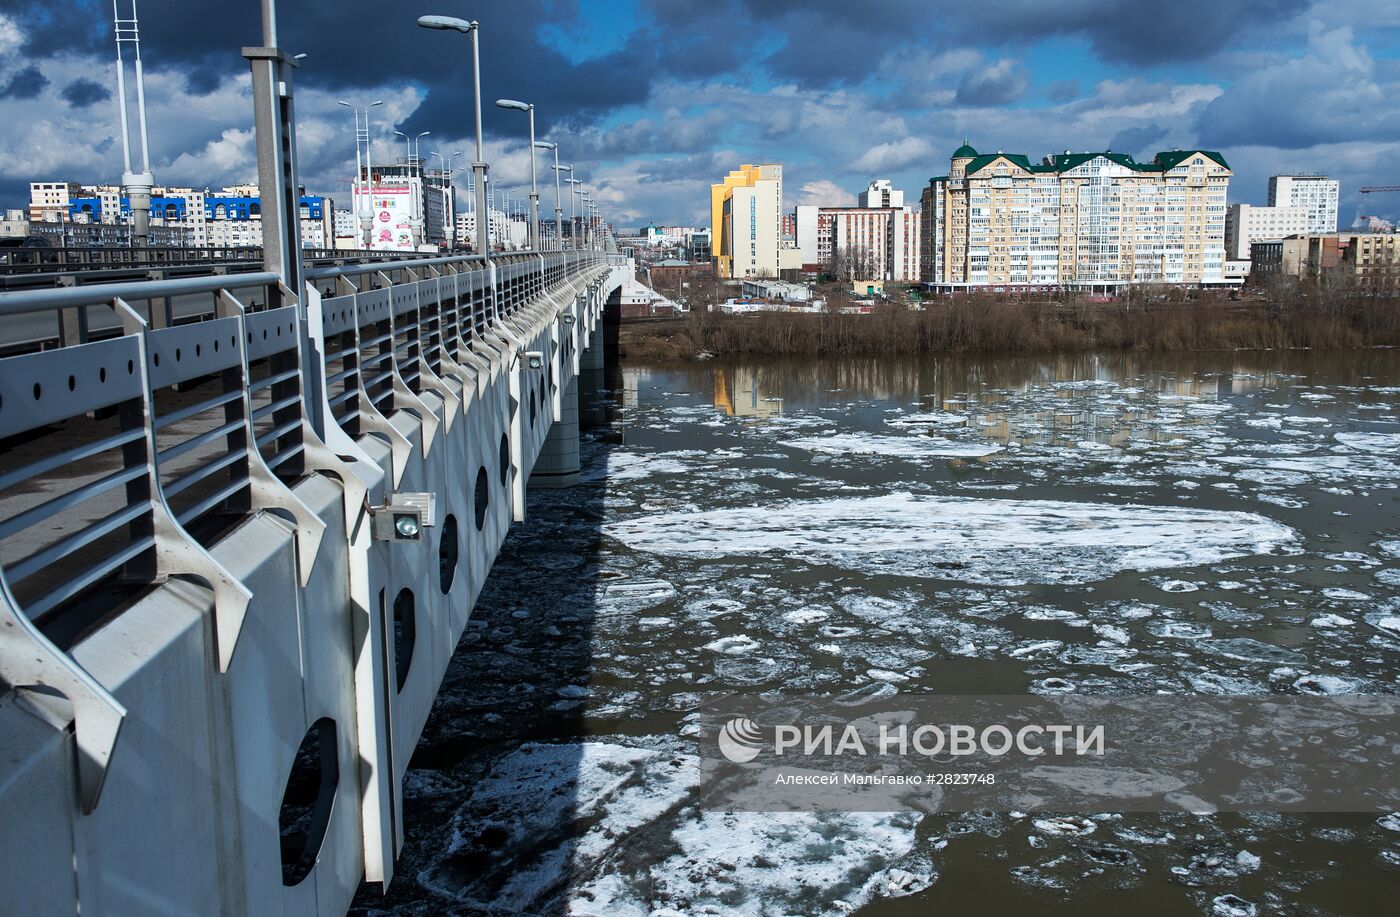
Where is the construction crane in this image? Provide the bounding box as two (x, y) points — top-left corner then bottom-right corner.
(1359, 186), (1400, 193)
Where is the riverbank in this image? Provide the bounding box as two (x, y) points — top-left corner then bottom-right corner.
(618, 291), (1400, 361)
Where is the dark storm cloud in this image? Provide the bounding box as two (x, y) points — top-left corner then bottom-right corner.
(60, 78), (110, 108)
(0, 65), (49, 99)
(648, 0), (1311, 87)
(637, 151), (730, 184)
(1107, 124), (1169, 157)
(5, 0), (1311, 123)
(954, 61), (1029, 106)
(5, 0), (660, 136)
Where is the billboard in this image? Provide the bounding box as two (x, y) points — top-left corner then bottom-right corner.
(353, 183), (417, 251)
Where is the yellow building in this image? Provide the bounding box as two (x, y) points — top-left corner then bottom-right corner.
(710, 164), (784, 278)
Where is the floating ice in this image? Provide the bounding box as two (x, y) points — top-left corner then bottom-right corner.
(1212, 894), (1259, 917)
(585, 451), (692, 483)
(886, 411), (966, 428)
(618, 810), (927, 917)
(604, 493), (1298, 587)
(1335, 432), (1400, 454)
(786, 432), (1001, 458)
(704, 634), (759, 655)
(1310, 614), (1354, 628)
(1293, 674), (1364, 695)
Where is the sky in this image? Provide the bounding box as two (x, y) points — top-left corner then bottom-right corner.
(1, 0), (1398, 231)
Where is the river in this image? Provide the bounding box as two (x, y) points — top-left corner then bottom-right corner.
(354, 348), (1400, 917)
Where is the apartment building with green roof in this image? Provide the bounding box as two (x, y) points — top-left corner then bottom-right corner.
(918, 143), (1232, 290)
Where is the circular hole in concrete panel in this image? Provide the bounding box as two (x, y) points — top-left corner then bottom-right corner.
(278, 717), (338, 887)
(393, 588), (416, 692)
(530, 398), (537, 428)
(474, 466), (489, 531)
(67, 375), (75, 391)
(32, 383), (41, 400)
(438, 515), (459, 595)
(499, 433), (510, 487)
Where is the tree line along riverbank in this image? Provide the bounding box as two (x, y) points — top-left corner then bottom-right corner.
(618, 289), (1400, 361)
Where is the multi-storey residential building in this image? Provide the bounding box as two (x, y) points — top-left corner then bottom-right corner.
(710, 164), (786, 278)
(920, 143), (1232, 289)
(32, 181), (333, 248)
(28, 182), (84, 221)
(1253, 232), (1400, 282)
(1268, 175), (1339, 235)
(793, 180), (921, 283)
(795, 204), (921, 283)
(1224, 204), (1309, 261)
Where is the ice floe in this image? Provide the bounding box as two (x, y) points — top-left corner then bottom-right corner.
(787, 432), (1001, 458)
(604, 493), (1298, 586)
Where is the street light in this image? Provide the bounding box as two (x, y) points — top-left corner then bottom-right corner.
(338, 98), (384, 250)
(394, 129), (432, 169)
(566, 176), (583, 251)
(394, 129), (432, 247)
(534, 140), (562, 251)
(417, 14), (491, 267)
(431, 149), (463, 250)
(495, 98), (540, 252)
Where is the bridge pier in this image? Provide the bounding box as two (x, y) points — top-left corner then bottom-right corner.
(528, 372), (580, 488)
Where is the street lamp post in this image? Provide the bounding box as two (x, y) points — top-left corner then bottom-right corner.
(534, 140), (561, 251)
(393, 129), (431, 247)
(566, 176), (582, 251)
(417, 14), (491, 268)
(430, 149), (463, 250)
(339, 98), (384, 249)
(495, 99), (539, 252)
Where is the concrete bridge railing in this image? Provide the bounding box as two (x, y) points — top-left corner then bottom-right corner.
(0, 250), (629, 915)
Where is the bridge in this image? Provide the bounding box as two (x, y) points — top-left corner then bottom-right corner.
(0, 4), (630, 915)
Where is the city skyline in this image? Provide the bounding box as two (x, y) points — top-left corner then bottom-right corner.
(0, 1), (1396, 228)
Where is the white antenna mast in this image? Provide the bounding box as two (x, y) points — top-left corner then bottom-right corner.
(113, 0), (155, 245)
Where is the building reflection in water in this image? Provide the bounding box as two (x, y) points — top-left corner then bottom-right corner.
(689, 353), (1312, 456)
(713, 365), (783, 418)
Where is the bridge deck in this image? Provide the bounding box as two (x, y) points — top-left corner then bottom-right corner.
(0, 250), (629, 914)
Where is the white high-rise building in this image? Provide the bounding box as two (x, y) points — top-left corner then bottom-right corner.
(794, 190), (922, 283)
(857, 179), (904, 209)
(1225, 204), (1310, 261)
(1268, 175), (1339, 235)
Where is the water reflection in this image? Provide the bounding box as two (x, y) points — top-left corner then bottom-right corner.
(700, 353), (1376, 456)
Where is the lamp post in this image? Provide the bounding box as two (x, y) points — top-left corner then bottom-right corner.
(393, 129), (431, 247)
(566, 176), (583, 251)
(431, 149), (462, 250)
(394, 129), (431, 170)
(113, 0), (156, 246)
(339, 98), (383, 249)
(417, 15), (490, 264)
(495, 99), (539, 252)
(534, 140), (561, 251)
(582, 193), (595, 251)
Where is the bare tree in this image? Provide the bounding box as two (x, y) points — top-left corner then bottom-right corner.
(830, 244), (878, 282)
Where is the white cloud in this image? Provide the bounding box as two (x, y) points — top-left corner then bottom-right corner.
(790, 179), (855, 207)
(850, 137), (932, 173)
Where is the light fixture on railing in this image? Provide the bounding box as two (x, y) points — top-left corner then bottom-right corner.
(519, 350), (544, 369)
(371, 492), (436, 542)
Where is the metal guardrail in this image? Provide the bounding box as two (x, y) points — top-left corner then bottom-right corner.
(0, 249), (618, 665)
(0, 249), (623, 812)
(0, 245), (407, 272)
